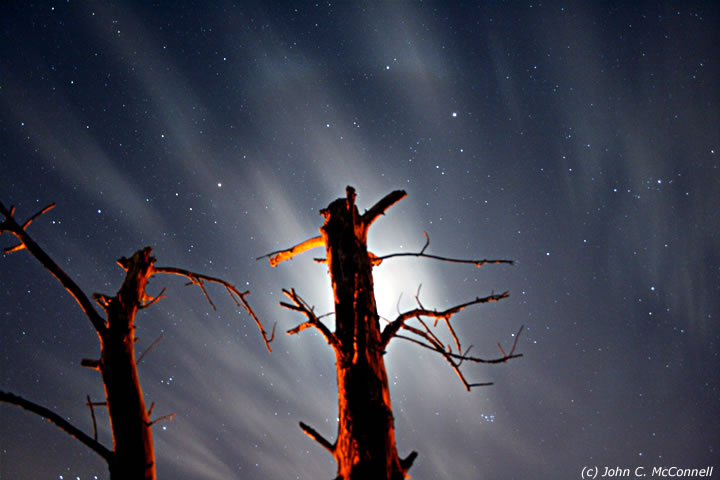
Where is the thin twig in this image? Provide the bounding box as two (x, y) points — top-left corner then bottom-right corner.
(139, 287), (166, 310)
(137, 332), (164, 364)
(381, 291), (509, 347)
(396, 333), (523, 365)
(86, 395), (98, 442)
(21, 202), (56, 230)
(150, 412), (176, 425)
(374, 232), (514, 268)
(498, 325), (524, 362)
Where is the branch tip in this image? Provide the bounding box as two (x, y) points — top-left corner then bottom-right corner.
(299, 421), (335, 454)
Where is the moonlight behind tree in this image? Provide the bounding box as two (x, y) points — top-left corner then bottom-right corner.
(264, 186), (521, 480)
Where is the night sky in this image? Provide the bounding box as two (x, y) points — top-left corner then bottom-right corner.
(1, 2), (719, 479)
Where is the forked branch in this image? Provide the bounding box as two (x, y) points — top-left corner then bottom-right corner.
(152, 266), (275, 352)
(395, 324), (524, 390)
(380, 289), (520, 390)
(0, 390), (112, 461)
(381, 291), (510, 347)
(280, 288), (341, 352)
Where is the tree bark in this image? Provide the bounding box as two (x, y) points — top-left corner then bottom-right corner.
(100, 247), (156, 480)
(320, 188), (407, 480)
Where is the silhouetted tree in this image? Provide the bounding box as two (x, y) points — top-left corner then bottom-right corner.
(0, 202), (274, 480)
(262, 186), (521, 480)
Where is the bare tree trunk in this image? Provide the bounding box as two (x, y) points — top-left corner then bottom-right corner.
(2, 202), (273, 480)
(321, 189), (406, 480)
(100, 248), (156, 480)
(268, 187), (518, 480)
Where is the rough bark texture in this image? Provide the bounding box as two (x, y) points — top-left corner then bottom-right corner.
(100, 248), (156, 480)
(320, 190), (406, 480)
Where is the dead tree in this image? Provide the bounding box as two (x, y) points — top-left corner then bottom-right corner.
(262, 186), (521, 480)
(0, 201), (274, 480)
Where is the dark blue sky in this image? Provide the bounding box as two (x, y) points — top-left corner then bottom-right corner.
(1, 2), (718, 479)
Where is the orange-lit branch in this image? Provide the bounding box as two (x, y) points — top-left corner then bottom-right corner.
(0, 202), (107, 335)
(299, 421), (335, 455)
(258, 235), (325, 267)
(150, 412), (176, 426)
(360, 189), (407, 233)
(152, 266), (275, 353)
(280, 289), (341, 352)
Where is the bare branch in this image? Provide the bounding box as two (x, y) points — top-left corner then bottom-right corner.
(285, 321), (315, 335)
(360, 189), (407, 232)
(0, 390), (112, 462)
(92, 293), (112, 313)
(381, 291), (509, 347)
(150, 412), (176, 426)
(393, 333), (477, 389)
(4, 243), (25, 254)
(137, 332), (164, 364)
(498, 324), (524, 362)
(257, 235), (325, 267)
(281, 288), (340, 352)
(86, 395), (99, 442)
(383, 290), (520, 390)
(443, 316), (462, 352)
(375, 232), (514, 268)
(401, 451), (418, 474)
(394, 332), (521, 390)
(139, 287), (166, 310)
(80, 358), (101, 370)
(0, 202), (107, 335)
(299, 421), (335, 454)
(152, 266), (274, 352)
(395, 333), (523, 365)
(21, 202), (56, 230)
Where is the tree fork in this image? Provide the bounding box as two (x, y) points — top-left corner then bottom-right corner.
(266, 187), (519, 480)
(321, 187), (410, 480)
(1, 202), (272, 480)
(101, 247), (157, 480)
